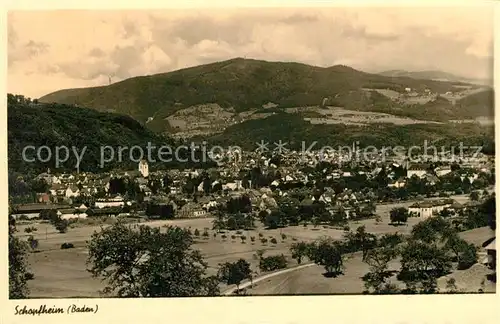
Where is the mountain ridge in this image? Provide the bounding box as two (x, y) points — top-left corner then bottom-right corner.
(39, 58), (482, 124)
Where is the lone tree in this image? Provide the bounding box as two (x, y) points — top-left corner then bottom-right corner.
(390, 207), (409, 226)
(307, 238), (345, 277)
(86, 222), (220, 297)
(217, 259), (252, 293)
(55, 219), (69, 233)
(290, 241), (309, 264)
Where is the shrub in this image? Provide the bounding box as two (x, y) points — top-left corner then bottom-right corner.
(236, 230), (243, 235)
(281, 233), (287, 240)
(24, 227), (33, 233)
(55, 220), (69, 233)
(343, 225), (350, 231)
(202, 230), (209, 238)
(258, 233), (264, 238)
(250, 236), (256, 243)
(270, 238), (278, 245)
(221, 234), (227, 240)
(292, 237), (298, 241)
(194, 229), (200, 237)
(24, 272), (35, 280)
(27, 236), (39, 251)
(231, 235), (236, 240)
(61, 242), (75, 249)
(261, 238), (268, 244)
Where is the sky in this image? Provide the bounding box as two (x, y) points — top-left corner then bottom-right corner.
(7, 6), (494, 99)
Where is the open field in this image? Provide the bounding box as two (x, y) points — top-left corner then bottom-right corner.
(297, 107), (443, 126)
(16, 194), (481, 297)
(362, 88), (401, 99)
(245, 231), (495, 295)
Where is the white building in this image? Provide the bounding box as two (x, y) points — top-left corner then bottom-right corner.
(408, 199), (454, 219)
(139, 159), (149, 178)
(435, 166), (452, 177)
(95, 196), (125, 209)
(407, 165), (427, 179)
(58, 210), (88, 220)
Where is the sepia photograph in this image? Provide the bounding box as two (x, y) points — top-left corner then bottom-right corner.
(6, 2), (496, 306)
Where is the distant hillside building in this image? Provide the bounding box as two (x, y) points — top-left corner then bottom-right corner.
(139, 159), (149, 178)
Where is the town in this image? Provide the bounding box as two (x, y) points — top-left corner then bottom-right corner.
(7, 7), (495, 306)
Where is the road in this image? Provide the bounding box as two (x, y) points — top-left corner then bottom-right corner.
(223, 263), (315, 295)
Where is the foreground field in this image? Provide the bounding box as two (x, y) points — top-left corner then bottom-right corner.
(16, 194), (484, 298)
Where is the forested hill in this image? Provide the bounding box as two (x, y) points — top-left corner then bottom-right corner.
(199, 112), (495, 153)
(7, 94), (215, 176)
(39, 57), (476, 124)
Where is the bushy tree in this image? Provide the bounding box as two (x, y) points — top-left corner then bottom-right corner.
(389, 207), (409, 225)
(86, 222), (219, 297)
(9, 223), (30, 299)
(362, 246), (399, 294)
(307, 238), (345, 277)
(259, 254), (287, 272)
(290, 241), (309, 264)
(398, 239), (452, 293)
(378, 233), (404, 248)
(55, 219), (69, 233)
(342, 225), (378, 260)
(217, 259), (252, 293)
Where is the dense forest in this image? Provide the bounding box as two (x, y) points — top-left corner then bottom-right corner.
(7, 94), (216, 176)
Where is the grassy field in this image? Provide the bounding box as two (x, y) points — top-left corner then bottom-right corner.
(15, 194), (482, 298)
(245, 226), (495, 295)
